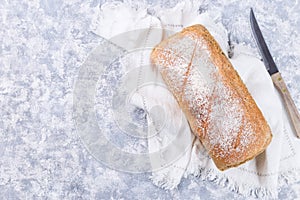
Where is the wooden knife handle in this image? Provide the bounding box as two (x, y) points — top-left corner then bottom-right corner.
(271, 72), (300, 138)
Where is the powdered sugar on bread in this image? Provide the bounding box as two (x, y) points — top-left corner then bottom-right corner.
(151, 24), (272, 170)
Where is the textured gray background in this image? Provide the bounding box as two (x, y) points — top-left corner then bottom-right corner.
(1, 0), (300, 199)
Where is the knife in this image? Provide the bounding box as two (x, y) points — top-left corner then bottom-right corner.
(250, 8), (300, 138)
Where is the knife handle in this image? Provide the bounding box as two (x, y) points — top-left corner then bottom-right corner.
(271, 72), (300, 138)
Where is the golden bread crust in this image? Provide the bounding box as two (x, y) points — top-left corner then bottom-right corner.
(151, 24), (272, 171)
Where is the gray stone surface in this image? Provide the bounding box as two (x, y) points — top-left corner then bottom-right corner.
(1, 0), (299, 199)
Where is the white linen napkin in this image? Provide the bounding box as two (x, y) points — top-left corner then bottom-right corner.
(91, 1), (300, 198)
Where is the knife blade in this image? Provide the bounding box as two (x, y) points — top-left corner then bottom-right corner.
(250, 8), (278, 75)
(250, 8), (300, 138)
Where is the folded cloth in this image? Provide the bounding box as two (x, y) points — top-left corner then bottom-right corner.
(91, 1), (300, 198)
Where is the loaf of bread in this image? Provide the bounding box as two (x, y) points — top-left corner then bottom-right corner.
(150, 24), (272, 171)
